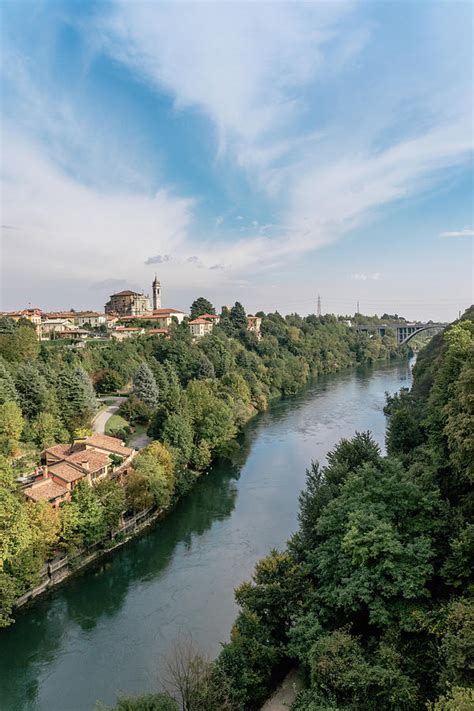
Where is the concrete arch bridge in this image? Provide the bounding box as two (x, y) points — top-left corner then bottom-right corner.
(354, 322), (448, 346)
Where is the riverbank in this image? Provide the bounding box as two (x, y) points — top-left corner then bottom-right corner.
(11, 357), (402, 619)
(0, 359), (413, 711)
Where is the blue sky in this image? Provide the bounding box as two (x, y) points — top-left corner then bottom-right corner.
(1, 0), (472, 320)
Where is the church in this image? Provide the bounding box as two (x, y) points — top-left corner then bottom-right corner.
(104, 276), (161, 316)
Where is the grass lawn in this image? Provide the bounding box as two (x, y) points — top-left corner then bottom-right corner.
(105, 414), (129, 436)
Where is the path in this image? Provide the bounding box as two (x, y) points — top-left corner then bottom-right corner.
(128, 430), (152, 449)
(260, 670), (303, 711)
(92, 397), (126, 434)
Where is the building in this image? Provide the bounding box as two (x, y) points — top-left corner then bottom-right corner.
(0, 308), (43, 336)
(110, 326), (145, 341)
(117, 308), (186, 329)
(40, 318), (77, 338)
(56, 329), (91, 341)
(200, 313), (220, 324)
(23, 435), (135, 507)
(152, 275), (161, 310)
(152, 308), (186, 326)
(105, 290), (152, 317)
(247, 315), (262, 338)
(189, 317), (214, 338)
(73, 312), (106, 328)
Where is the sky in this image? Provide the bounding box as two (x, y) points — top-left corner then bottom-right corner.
(0, 0), (472, 321)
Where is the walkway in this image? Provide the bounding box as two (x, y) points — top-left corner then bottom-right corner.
(128, 430), (152, 449)
(92, 397), (126, 434)
(260, 669), (303, 710)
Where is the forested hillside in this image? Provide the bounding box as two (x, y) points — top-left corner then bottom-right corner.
(203, 308), (473, 710)
(108, 309), (474, 710)
(0, 307), (400, 628)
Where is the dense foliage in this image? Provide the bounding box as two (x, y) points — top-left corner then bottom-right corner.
(192, 308), (473, 710)
(0, 306), (403, 628)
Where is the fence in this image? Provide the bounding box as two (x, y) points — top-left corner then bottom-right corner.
(15, 505), (160, 608)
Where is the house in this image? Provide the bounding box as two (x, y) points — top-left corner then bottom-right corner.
(200, 313), (220, 324)
(152, 308), (186, 325)
(57, 329), (91, 341)
(117, 308), (186, 329)
(23, 471), (70, 508)
(23, 435), (136, 507)
(0, 308), (43, 336)
(73, 312), (107, 328)
(40, 319), (77, 338)
(74, 433), (134, 460)
(189, 317), (214, 338)
(110, 326), (145, 341)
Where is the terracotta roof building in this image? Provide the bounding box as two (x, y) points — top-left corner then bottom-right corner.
(23, 478), (69, 508)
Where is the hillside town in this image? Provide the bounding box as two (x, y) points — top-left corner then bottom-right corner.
(0, 277), (262, 342)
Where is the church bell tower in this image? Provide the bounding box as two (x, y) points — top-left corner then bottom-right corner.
(152, 275), (161, 310)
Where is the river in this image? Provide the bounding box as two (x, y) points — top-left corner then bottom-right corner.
(0, 359), (413, 711)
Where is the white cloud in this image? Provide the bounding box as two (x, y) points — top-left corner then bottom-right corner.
(98, 0), (472, 261)
(439, 228), (474, 238)
(1, 132), (196, 303)
(100, 1), (364, 180)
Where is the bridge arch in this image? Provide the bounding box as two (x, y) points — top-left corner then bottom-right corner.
(398, 325), (444, 345)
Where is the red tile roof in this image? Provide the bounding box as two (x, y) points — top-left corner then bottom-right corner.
(189, 318), (213, 325)
(80, 433), (134, 457)
(110, 290), (143, 296)
(66, 449), (110, 472)
(44, 443), (74, 459)
(24, 479), (68, 503)
(49, 461), (85, 483)
(152, 308), (185, 315)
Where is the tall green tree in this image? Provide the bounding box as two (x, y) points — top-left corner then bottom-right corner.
(14, 364), (49, 419)
(57, 367), (97, 432)
(133, 362), (160, 408)
(229, 302), (248, 331)
(0, 401), (24, 455)
(0, 360), (17, 404)
(190, 297), (215, 320)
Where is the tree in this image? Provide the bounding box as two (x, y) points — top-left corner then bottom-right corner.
(95, 369), (125, 394)
(162, 412), (194, 470)
(0, 325), (40, 362)
(190, 297), (215, 320)
(57, 367), (97, 432)
(306, 629), (418, 710)
(61, 482), (107, 550)
(31, 412), (69, 449)
(229, 302), (248, 331)
(163, 637), (232, 711)
(186, 380), (237, 450)
(131, 442), (175, 509)
(125, 470), (155, 513)
(0, 360), (17, 404)
(133, 363), (159, 408)
(0, 401), (24, 455)
(14, 364), (49, 419)
(95, 479), (126, 533)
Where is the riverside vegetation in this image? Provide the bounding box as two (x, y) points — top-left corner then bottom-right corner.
(0, 302), (404, 628)
(101, 307), (473, 711)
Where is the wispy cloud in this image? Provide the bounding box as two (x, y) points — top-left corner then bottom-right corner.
(439, 228), (474, 238)
(98, 0), (472, 263)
